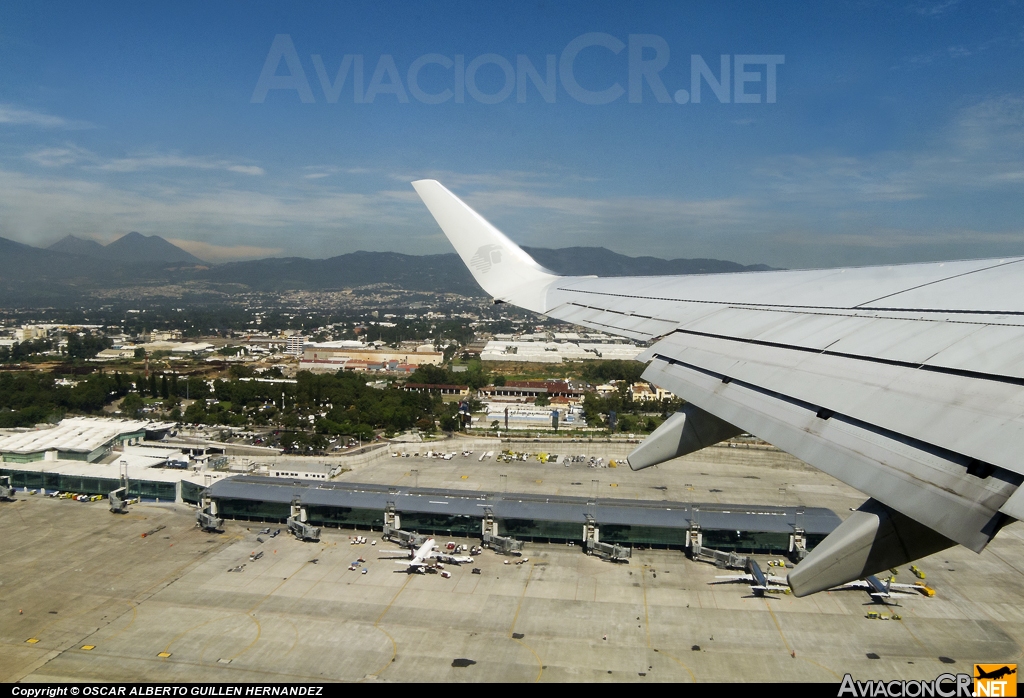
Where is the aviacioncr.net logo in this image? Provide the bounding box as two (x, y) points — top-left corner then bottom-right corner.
(975, 664), (1017, 697)
(471, 244), (503, 274)
(838, 673), (974, 697)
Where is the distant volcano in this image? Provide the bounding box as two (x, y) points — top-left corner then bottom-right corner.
(48, 232), (204, 264)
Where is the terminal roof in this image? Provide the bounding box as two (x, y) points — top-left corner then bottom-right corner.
(211, 476), (841, 534)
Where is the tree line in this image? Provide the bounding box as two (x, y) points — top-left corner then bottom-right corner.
(0, 371), (133, 427)
(0, 333), (112, 363)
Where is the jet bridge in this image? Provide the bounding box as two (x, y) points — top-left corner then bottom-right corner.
(0, 476), (14, 501)
(482, 532), (524, 555)
(383, 523), (430, 548)
(583, 514), (631, 562)
(480, 507), (523, 555)
(287, 497), (321, 542)
(109, 486), (129, 514)
(381, 501), (430, 548)
(688, 519), (750, 569)
(692, 545), (750, 571)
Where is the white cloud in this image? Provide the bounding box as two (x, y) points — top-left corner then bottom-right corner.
(0, 104), (94, 130)
(226, 165), (265, 176)
(93, 153), (265, 175)
(25, 145), (94, 168)
(22, 144), (265, 176)
(0, 165), (420, 258)
(754, 95), (1024, 206)
(913, 0), (961, 16)
(303, 165), (339, 179)
(166, 239), (283, 262)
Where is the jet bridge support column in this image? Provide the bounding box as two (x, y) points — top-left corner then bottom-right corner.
(584, 514), (599, 552)
(196, 491), (223, 532)
(384, 502), (401, 531)
(383, 502), (401, 540)
(287, 496), (321, 542)
(790, 527), (808, 561)
(110, 464), (130, 514)
(482, 508), (498, 538)
(687, 520), (702, 557)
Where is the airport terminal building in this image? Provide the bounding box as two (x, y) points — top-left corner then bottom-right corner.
(0, 418), (842, 557)
(208, 476), (841, 555)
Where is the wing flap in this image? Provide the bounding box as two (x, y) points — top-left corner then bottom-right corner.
(925, 324), (1024, 379)
(650, 330), (1024, 478)
(642, 356), (1016, 551)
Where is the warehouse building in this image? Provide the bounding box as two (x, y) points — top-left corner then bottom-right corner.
(0, 417), (175, 464)
(480, 339), (643, 363)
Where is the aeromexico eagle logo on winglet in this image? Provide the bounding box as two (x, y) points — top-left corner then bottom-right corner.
(471, 244), (503, 274)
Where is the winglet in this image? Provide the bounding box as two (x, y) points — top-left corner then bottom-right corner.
(412, 180), (560, 313)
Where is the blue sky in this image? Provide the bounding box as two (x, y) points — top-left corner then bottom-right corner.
(1, 1), (1023, 268)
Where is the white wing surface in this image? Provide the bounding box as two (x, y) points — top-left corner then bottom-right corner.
(412, 180), (1024, 595)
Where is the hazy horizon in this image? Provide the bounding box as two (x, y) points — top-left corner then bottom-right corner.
(2, 2), (1023, 268)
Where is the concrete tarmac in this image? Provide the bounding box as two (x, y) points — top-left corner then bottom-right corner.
(2, 490), (1023, 683)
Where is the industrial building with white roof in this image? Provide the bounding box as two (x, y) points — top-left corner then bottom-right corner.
(0, 417), (176, 464)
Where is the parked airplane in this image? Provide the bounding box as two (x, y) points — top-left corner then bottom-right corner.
(711, 560), (789, 596)
(394, 537), (437, 573)
(414, 179), (1024, 597)
(388, 538), (474, 572)
(833, 575), (920, 603)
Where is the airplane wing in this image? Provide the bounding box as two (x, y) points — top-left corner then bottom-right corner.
(413, 180), (1024, 597)
(709, 577), (787, 592)
(867, 589), (919, 599)
(887, 582), (923, 591)
(711, 575), (752, 583)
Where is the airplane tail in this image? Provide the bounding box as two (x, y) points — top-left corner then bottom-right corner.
(411, 180), (561, 313)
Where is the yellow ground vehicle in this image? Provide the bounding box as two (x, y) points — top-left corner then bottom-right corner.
(914, 582), (936, 597)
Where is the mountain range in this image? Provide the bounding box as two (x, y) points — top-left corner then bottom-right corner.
(0, 233), (774, 303)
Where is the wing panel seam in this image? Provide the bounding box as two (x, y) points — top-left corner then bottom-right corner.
(554, 288), (1024, 319)
(666, 328), (1024, 388)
